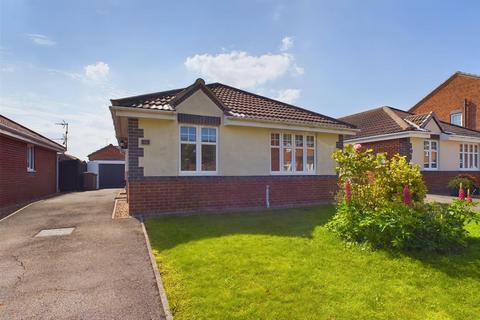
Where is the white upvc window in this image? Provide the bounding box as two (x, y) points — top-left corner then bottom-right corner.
(423, 140), (438, 170)
(460, 143), (479, 170)
(27, 145), (35, 172)
(450, 112), (462, 126)
(179, 125), (217, 175)
(270, 132), (315, 174)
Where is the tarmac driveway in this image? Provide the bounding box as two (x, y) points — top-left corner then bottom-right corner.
(0, 189), (165, 320)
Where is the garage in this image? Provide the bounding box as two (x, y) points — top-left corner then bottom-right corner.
(99, 163), (125, 188)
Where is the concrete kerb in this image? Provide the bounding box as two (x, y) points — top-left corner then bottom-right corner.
(140, 216), (173, 320)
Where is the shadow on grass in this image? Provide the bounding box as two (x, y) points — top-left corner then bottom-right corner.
(145, 205), (335, 250)
(145, 204), (480, 280)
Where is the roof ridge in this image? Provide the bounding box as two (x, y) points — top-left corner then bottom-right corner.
(382, 106), (411, 130)
(0, 114), (65, 150)
(339, 106), (391, 119)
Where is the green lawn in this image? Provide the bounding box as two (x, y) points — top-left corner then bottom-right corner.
(145, 206), (480, 320)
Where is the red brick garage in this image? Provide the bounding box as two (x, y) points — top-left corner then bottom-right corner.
(0, 115), (65, 213)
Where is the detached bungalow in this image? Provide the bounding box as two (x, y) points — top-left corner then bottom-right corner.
(110, 79), (357, 215)
(340, 107), (480, 194)
(0, 115), (65, 213)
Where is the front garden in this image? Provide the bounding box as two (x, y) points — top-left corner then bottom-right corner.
(146, 145), (479, 319)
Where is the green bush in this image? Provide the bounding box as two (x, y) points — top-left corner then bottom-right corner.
(447, 174), (478, 194)
(328, 144), (479, 252)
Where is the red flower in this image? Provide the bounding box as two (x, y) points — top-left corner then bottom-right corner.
(459, 185), (466, 200)
(403, 185), (412, 206)
(353, 144), (362, 152)
(345, 179), (351, 204)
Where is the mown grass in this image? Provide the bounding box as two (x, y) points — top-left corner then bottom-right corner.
(145, 205), (480, 320)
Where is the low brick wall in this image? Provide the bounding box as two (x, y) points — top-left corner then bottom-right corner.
(422, 171), (480, 195)
(128, 175), (338, 215)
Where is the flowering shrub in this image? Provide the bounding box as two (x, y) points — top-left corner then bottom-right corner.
(328, 144), (479, 252)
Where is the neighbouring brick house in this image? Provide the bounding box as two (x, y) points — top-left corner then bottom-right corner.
(110, 78), (357, 215)
(0, 115), (65, 213)
(409, 72), (480, 130)
(87, 144), (125, 189)
(341, 107), (480, 194)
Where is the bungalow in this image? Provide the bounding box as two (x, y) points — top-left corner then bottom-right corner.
(340, 107), (480, 194)
(0, 115), (65, 213)
(110, 79), (357, 215)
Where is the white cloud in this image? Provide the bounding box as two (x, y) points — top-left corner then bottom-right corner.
(276, 89), (301, 104)
(280, 37), (293, 51)
(184, 51), (301, 88)
(84, 61), (110, 80)
(27, 34), (56, 46)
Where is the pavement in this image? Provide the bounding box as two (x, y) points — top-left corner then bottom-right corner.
(0, 189), (165, 320)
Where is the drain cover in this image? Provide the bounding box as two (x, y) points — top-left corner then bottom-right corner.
(35, 227), (75, 237)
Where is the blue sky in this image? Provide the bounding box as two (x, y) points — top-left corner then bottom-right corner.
(1, 0), (479, 159)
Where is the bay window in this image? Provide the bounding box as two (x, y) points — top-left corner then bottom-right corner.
(423, 140), (438, 170)
(271, 133), (315, 174)
(460, 143), (479, 170)
(180, 126), (217, 174)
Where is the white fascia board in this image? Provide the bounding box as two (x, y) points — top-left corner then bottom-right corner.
(110, 106), (176, 120)
(88, 160), (125, 164)
(344, 131), (431, 144)
(440, 133), (480, 143)
(223, 117), (358, 135)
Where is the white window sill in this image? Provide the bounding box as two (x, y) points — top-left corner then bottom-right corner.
(459, 168), (480, 171)
(270, 171), (317, 175)
(422, 168), (438, 171)
(179, 172), (219, 176)
(27, 169), (36, 173)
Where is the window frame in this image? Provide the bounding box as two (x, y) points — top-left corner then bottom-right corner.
(459, 143), (479, 171)
(450, 112), (462, 126)
(178, 125), (218, 176)
(270, 131), (316, 175)
(423, 140), (438, 171)
(27, 144), (35, 172)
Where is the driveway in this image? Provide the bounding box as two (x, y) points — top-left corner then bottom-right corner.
(0, 189), (165, 320)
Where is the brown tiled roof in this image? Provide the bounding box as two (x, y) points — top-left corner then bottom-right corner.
(0, 115), (65, 151)
(111, 80), (355, 130)
(340, 106), (480, 140)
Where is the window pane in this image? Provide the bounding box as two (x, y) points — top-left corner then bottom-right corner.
(424, 151), (429, 168)
(295, 135), (303, 147)
(283, 134), (292, 147)
(201, 128), (216, 143)
(451, 113), (462, 126)
(307, 136), (315, 148)
(460, 144), (463, 152)
(469, 152), (473, 169)
(431, 141), (437, 150)
(271, 148), (280, 171)
(271, 133), (280, 146)
(201, 144), (216, 171)
(431, 151), (437, 168)
(180, 144), (196, 171)
(307, 149), (315, 172)
(424, 141), (429, 149)
(283, 148), (292, 171)
(460, 152), (463, 168)
(181, 127), (196, 142)
(295, 148), (303, 171)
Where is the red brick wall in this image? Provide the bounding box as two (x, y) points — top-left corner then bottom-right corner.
(411, 75), (480, 130)
(360, 138), (411, 159)
(88, 144), (125, 161)
(0, 135), (58, 209)
(422, 171), (480, 195)
(128, 175), (337, 215)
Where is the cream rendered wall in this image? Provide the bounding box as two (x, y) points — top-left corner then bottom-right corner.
(411, 137), (465, 171)
(137, 89), (340, 176)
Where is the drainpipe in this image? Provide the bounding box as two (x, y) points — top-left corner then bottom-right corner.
(266, 185), (270, 208)
(463, 98), (468, 128)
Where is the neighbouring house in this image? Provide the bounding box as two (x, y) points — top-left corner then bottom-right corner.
(409, 71), (480, 130)
(110, 78), (357, 215)
(87, 144), (125, 189)
(58, 153), (86, 192)
(0, 115), (65, 212)
(340, 107), (480, 194)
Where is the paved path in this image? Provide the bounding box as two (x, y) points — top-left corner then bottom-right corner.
(0, 189), (165, 320)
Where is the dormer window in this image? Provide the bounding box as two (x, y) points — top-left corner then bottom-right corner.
(450, 112), (462, 126)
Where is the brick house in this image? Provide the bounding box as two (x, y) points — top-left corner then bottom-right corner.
(0, 115), (65, 212)
(409, 72), (480, 130)
(341, 107), (480, 194)
(110, 79), (357, 215)
(87, 144), (125, 189)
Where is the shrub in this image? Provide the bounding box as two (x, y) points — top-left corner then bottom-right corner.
(328, 145), (479, 252)
(448, 174), (478, 195)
